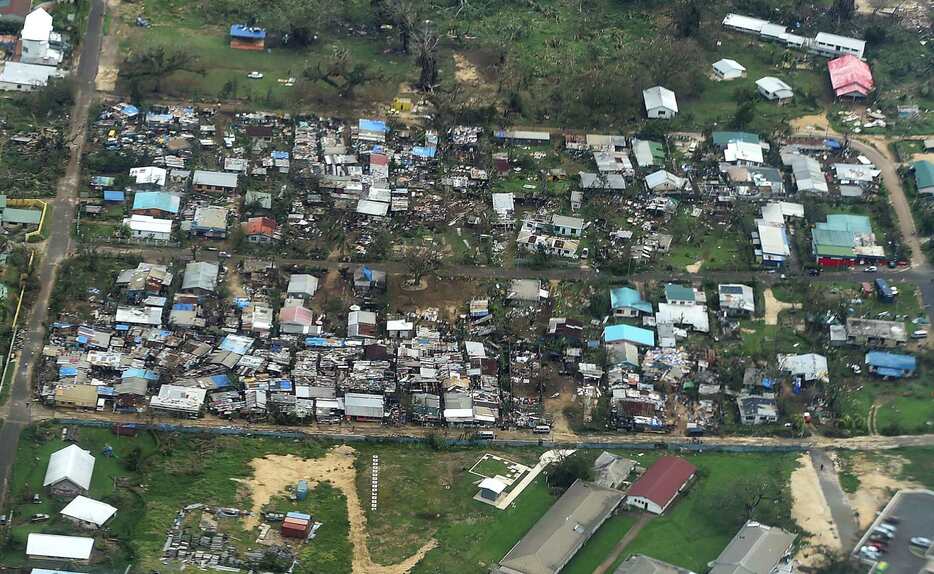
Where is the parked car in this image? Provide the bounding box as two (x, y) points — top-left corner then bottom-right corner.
(910, 537), (932, 549)
(911, 330), (928, 339)
(247, 71), (264, 79)
(865, 265), (878, 272)
(30, 514), (50, 522)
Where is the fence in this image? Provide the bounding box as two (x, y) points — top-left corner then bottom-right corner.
(52, 418), (810, 453)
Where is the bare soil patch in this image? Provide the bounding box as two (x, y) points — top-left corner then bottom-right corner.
(685, 260), (703, 273)
(838, 452), (921, 530)
(96, 0), (124, 92)
(791, 113), (838, 136)
(243, 447), (438, 574)
(763, 288), (796, 325)
(791, 453), (840, 566)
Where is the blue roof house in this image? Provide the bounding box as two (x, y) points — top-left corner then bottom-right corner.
(865, 352), (916, 379)
(610, 287), (653, 318)
(132, 192), (180, 216)
(603, 324), (655, 347)
(229, 25), (266, 50)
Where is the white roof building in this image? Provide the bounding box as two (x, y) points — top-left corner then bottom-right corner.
(814, 32), (866, 59)
(790, 155), (829, 193)
(61, 496), (118, 528)
(287, 274), (319, 298)
(0, 62), (64, 91)
(22, 8), (53, 42)
(645, 170), (688, 192)
(722, 13), (769, 34)
(643, 86), (678, 119)
(26, 534), (94, 561)
(129, 166), (167, 187)
(43, 444), (95, 491)
(712, 58), (747, 80)
(724, 141), (764, 164)
(756, 77), (794, 101)
(123, 214), (173, 239)
(115, 305), (163, 326)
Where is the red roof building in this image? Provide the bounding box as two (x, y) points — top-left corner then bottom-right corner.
(241, 216), (279, 242)
(625, 456), (696, 514)
(828, 55), (874, 99)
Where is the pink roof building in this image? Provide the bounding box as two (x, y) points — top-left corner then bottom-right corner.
(828, 55), (874, 98)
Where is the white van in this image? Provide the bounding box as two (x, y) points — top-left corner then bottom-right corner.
(533, 425), (551, 434)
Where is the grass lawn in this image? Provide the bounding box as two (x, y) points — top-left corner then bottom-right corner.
(614, 451), (799, 572)
(898, 447), (934, 489)
(123, 1), (412, 109)
(661, 212), (750, 272)
(562, 513), (638, 574)
(470, 454), (524, 479)
(351, 443), (548, 572)
(734, 320), (813, 359)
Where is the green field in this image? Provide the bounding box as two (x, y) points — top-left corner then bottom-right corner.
(660, 211), (751, 272)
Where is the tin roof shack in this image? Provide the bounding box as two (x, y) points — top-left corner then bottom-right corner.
(354, 266), (386, 293)
(26, 534), (94, 564)
(708, 521), (795, 574)
(718, 284), (755, 316)
(625, 457), (696, 515)
(864, 351), (916, 379)
(190, 206), (229, 239)
(913, 160), (934, 195)
(493, 480), (624, 574)
(181, 261), (219, 295)
(845, 318), (907, 347)
(61, 495), (118, 529)
(287, 274), (319, 300)
(507, 279), (543, 306)
(193, 170), (238, 194)
(778, 353), (829, 385)
(43, 444), (95, 498)
(736, 392), (778, 425)
(343, 392), (384, 421)
(116, 262), (173, 303)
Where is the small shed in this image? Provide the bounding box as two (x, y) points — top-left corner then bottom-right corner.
(643, 86), (678, 119)
(478, 477), (508, 501)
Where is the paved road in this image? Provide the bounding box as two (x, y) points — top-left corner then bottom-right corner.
(0, 0), (106, 508)
(811, 449), (859, 552)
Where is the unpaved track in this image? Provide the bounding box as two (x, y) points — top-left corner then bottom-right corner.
(243, 447), (437, 574)
(791, 453), (840, 566)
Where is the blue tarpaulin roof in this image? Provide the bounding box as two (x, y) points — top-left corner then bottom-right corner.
(173, 303), (194, 311)
(122, 368), (159, 381)
(412, 146), (437, 158)
(761, 378), (775, 389)
(230, 24), (266, 39)
(210, 374), (232, 389)
(59, 366), (78, 377)
(76, 335), (88, 344)
(271, 150), (289, 160)
(118, 103), (139, 117)
(824, 138), (842, 150)
(103, 190), (125, 202)
(875, 367), (905, 378)
(115, 324), (130, 331)
(97, 386), (115, 396)
(305, 337), (358, 348)
(359, 119), (388, 133)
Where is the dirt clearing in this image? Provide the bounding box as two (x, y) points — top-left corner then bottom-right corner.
(837, 452), (921, 530)
(243, 447), (437, 574)
(763, 288), (796, 325)
(791, 113), (837, 135)
(685, 260), (703, 273)
(791, 453), (840, 566)
(453, 53), (481, 84)
(96, 0), (124, 91)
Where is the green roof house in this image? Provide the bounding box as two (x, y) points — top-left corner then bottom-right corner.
(913, 160), (934, 195)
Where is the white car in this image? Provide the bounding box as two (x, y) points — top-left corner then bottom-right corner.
(911, 537), (932, 549)
(864, 265), (878, 272)
(247, 71), (264, 79)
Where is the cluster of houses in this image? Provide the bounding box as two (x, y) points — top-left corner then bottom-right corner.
(493, 453), (796, 574)
(0, 7), (65, 91)
(40, 259), (525, 429)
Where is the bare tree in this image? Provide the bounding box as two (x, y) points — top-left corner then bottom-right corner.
(304, 47), (383, 99)
(413, 21), (440, 92)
